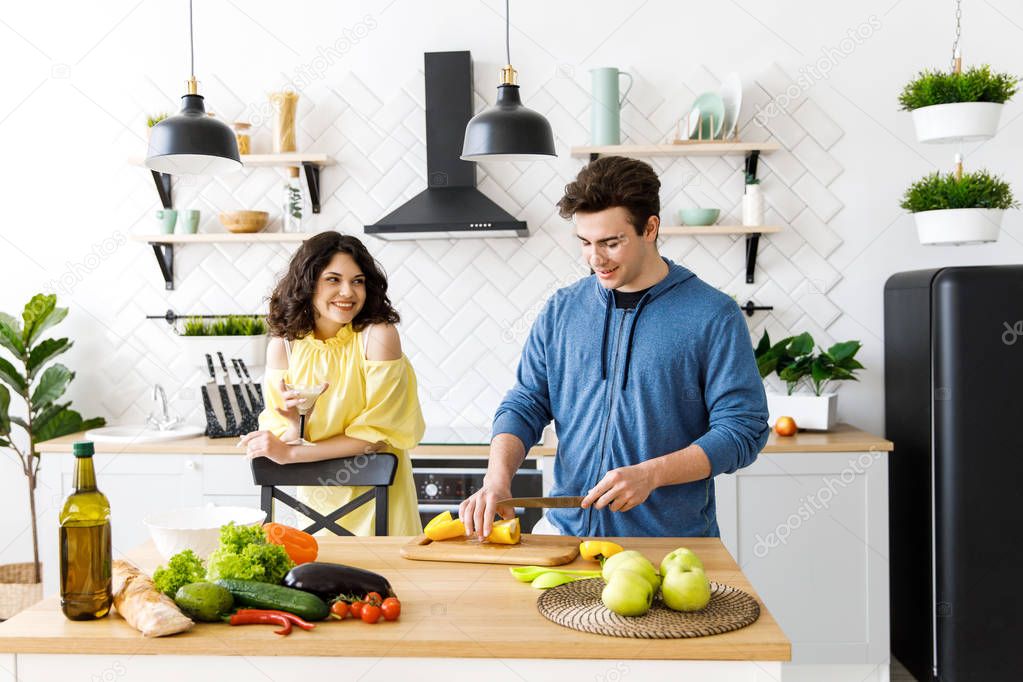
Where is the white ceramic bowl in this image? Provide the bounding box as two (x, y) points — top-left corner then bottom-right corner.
(144, 506), (266, 561)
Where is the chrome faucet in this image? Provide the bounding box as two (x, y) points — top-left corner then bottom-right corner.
(147, 384), (181, 431)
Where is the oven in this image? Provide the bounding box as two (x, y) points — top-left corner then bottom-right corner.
(412, 457), (543, 531)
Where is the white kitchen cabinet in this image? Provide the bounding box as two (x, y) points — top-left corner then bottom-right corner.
(715, 448), (889, 666)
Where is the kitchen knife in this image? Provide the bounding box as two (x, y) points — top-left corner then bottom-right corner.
(217, 352), (240, 433)
(496, 496), (584, 508)
(230, 358), (253, 413)
(204, 354), (227, 431)
(236, 358), (263, 409)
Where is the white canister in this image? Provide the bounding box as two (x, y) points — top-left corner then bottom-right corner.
(742, 184), (764, 227)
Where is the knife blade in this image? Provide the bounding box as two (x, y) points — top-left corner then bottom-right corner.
(497, 496), (584, 508)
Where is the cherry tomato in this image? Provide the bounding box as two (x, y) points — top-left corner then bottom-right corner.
(330, 601), (350, 619)
(361, 604), (382, 624)
(350, 601), (365, 619)
(365, 591), (383, 606)
(381, 597), (401, 621)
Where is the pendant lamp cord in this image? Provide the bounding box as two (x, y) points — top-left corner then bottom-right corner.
(950, 0), (962, 73)
(505, 0), (511, 65)
(188, 0), (195, 79)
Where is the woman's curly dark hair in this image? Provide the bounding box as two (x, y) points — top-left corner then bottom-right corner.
(267, 232), (399, 340)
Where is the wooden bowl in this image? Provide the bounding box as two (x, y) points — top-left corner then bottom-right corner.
(219, 210), (269, 234)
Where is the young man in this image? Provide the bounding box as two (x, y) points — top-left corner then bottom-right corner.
(459, 156), (770, 539)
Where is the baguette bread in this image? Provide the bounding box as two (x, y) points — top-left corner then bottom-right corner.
(112, 560), (193, 637)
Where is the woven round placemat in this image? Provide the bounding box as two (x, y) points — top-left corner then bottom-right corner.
(536, 578), (760, 639)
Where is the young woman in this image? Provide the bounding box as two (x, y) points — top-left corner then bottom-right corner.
(240, 232), (425, 536)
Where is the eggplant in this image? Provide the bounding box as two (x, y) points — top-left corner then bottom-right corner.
(283, 562), (394, 601)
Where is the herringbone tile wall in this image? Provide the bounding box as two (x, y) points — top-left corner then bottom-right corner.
(102, 60), (850, 437)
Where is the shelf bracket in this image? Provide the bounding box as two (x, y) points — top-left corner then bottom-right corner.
(149, 242), (174, 290)
(744, 150), (760, 180)
(151, 170), (173, 209)
(744, 234), (761, 284)
(302, 162), (322, 214)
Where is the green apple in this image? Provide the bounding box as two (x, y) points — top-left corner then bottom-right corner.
(601, 569), (653, 617)
(660, 566), (712, 612)
(601, 550), (660, 592)
(660, 547), (704, 577)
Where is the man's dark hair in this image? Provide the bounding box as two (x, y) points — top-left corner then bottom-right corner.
(557, 156), (661, 234)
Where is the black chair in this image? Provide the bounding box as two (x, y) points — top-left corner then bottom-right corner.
(250, 453), (398, 536)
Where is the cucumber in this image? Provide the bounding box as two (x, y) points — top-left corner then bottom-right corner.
(215, 578), (330, 621)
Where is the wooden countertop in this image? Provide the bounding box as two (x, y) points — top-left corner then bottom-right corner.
(0, 537), (790, 661)
(36, 423), (890, 457)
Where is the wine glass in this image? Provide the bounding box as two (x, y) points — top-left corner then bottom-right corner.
(284, 381), (326, 446)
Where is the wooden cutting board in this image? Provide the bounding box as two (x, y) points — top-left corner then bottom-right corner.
(400, 534), (580, 566)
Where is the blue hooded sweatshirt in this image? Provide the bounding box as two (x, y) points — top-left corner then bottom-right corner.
(491, 258), (770, 538)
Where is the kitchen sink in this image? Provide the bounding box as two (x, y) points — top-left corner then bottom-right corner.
(84, 425), (205, 444)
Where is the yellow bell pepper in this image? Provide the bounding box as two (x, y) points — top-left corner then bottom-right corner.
(486, 517), (521, 545)
(424, 510), (466, 541)
(579, 540), (624, 561)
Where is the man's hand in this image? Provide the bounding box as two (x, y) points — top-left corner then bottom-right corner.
(580, 462), (657, 513)
(240, 430), (294, 465)
(459, 480), (515, 540)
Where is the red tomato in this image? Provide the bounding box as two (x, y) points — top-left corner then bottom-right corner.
(365, 591), (383, 606)
(330, 601), (350, 619)
(361, 604), (382, 624)
(381, 597), (401, 621)
(350, 601), (365, 619)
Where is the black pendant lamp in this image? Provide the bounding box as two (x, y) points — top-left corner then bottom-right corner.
(145, 0), (241, 175)
(461, 0), (556, 162)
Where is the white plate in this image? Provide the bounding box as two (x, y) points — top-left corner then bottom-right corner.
(719, 72), (743, 139)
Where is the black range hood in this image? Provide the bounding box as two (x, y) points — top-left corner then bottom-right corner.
(364, 51), (528, 240)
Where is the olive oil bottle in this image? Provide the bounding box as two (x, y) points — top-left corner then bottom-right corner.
(59, 441), (112, 620)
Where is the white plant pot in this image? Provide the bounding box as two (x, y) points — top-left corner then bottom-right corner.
(767, 392), (838, 431)
(913, 208), (1003, 245)
(742, 185), (764, 226)
(910, 102), (1003, 143)
(179, 334), (268, 370)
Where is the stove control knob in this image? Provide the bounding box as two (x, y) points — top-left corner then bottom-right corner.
(424, 482), (439, 498)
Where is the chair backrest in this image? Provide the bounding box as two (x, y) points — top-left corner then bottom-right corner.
(250, 453), (398, 536)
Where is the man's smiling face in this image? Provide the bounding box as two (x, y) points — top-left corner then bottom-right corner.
(576, 206), (657, 292)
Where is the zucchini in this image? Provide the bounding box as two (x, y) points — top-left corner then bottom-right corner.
(215, 578), (329, 621)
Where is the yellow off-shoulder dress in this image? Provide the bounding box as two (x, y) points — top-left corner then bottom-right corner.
(258, 324), (425, 536)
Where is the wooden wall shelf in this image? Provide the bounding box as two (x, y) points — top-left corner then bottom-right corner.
(660, 225), (782, 236)
(571, 142), (780, 158)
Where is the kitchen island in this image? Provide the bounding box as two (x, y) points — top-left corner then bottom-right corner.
(0, 537), (789, 681)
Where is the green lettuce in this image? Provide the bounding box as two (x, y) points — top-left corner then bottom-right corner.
(152, 549), (206, 597)
(205, 522), (293, 584)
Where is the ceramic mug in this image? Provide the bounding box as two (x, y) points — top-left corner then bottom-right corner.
(155, 209), (178, 234)
(590, 67), (634, 145)
(177, 209), (200, 234)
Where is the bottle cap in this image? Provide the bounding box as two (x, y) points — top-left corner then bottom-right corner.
(72, 441), (95, 458)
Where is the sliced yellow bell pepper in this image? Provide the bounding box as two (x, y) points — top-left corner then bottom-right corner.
(424, 510), (466, 541)
(579, 540), (624, 561)
(486, 517), (521, 545)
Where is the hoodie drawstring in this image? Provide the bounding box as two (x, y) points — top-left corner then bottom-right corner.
(599, 290), (613, 381)
(620, 295), (650, 390)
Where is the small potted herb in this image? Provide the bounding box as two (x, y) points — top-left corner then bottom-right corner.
(901, 169), (1017, 245)
(755, 331), (863, 430)
(177, 315), (268, 369)
(146, 112), (168, 140)
(899, 65), (1018, 143)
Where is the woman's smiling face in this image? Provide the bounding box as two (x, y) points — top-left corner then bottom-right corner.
(312, 252), (366, 334)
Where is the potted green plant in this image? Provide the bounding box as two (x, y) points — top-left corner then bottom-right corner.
(899, 65), (1018, 143)
(755, 331), (863, 430)
(146, 112), (168, 141)
(177, 315), (268, 369)
(901, 169), (1018, 245)
(0, 294), (105, 618)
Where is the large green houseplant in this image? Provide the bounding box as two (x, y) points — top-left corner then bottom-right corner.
(0, 294), (105, 612)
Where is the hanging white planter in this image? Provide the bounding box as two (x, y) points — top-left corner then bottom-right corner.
(913, 208), (1003, 245)
(178, 334), (268, 370)
(911, 102), (1003, 143)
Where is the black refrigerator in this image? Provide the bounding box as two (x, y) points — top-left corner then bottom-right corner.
(885, 265), (1023, 681)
